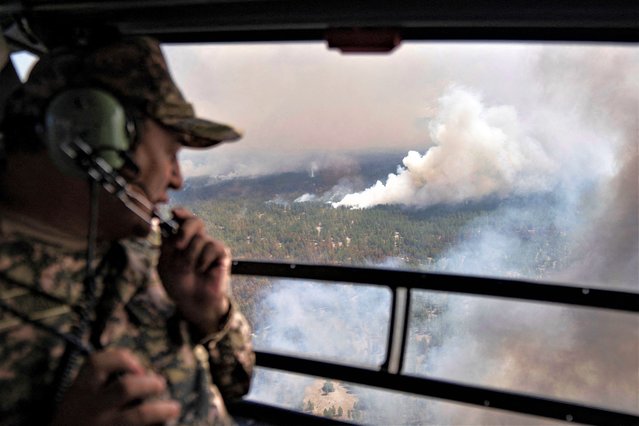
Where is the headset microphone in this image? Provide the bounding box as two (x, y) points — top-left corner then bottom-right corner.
(156, 211), (180, 237)
(127, 180), (180, 237)
(61, 139), (178, 238)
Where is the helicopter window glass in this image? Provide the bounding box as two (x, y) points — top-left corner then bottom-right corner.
(404, 291), (639, 414)
(163, 41), (638, 421)
(231, 276), (392, 369)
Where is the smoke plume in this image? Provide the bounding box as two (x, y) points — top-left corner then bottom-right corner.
(333, 87), (557, 209)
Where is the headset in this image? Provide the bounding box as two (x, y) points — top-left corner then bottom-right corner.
(36, 88), (148, 410)
(43, 88), (137, 177)
(42, 88), (178, 236)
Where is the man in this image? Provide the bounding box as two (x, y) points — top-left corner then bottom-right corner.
(0, 36), (254, 425)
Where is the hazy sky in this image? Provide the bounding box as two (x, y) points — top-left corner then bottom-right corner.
(12, 41), (635, 181)
(163, 41), (635, 181)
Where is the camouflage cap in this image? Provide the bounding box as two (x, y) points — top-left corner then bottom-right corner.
(13, 36), (242, 148)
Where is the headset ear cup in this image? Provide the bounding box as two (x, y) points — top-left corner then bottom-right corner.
(44, 88), (131, 176)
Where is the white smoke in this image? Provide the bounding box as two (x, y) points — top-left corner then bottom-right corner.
(294, 193), (317, 203)
(295, 177), (360, 204)
(556, 142), (638, 291)
(333, 87), (558, 209)
(251, 280), (391, 366)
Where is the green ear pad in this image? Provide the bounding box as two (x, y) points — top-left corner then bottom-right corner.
(44, 88), (132, 176)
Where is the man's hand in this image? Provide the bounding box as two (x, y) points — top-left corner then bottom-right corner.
(158, 207), (231, 337)
(52, 349), (181, 426)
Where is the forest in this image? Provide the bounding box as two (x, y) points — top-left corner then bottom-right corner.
(190, 198), (485, 265)
(185, 195), (569, 326)
(177, 174), (576, 422)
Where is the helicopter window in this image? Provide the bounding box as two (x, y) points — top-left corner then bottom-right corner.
(169, 40), (639, 421)
(405, 291), (638, 414)
(165, 40), (636, 289)
(237, 278), (392, 368)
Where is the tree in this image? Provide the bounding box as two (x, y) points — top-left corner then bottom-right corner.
(321, 380), (335, 394)
(305, 400), (314, 412)
(338, 406), (343, 417)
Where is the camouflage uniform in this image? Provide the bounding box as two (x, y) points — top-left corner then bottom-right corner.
(0, 36), (253, 425)
(0, 212), (254, 425)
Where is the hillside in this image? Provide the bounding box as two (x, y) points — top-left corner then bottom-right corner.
(174, 158), (569, 329)
(171, 156), (580, 422)
(172, 151), (407, 204)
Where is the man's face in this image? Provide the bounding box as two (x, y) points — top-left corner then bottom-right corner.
(101, 118), (184, 239)
(130, 118), (184, 207)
